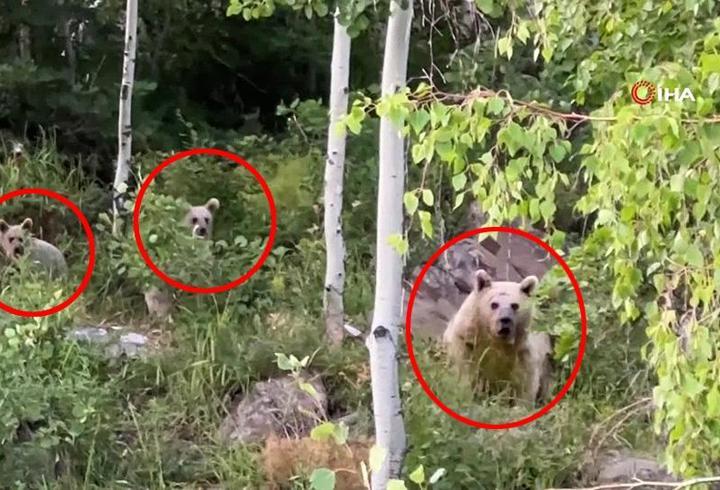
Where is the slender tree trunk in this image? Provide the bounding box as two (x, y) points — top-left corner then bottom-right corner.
(324, 8), (352, 349)
(367, 0), (413, 487)
(64, 19), (77, 86)
(18, 0), (31, 61)
(112, 0), (138, 236)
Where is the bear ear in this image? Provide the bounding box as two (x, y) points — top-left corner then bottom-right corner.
(475, 269), (492, 291)
(20, 218), (33, 231)
(0, 220), (8, 234)
(520, 275), (538, 296)
(205, 198), (220, 213)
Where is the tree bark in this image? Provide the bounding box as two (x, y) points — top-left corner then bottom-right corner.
(18, 0), (31, 61)
(323, 8), (352, 349)
(367, 0), (413, 487)
(112, 0), (138, 236)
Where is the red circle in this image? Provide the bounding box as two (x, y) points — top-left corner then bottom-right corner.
(133, 148), (277, 294)
(0, 188), (96, 317)
(405, 226), (587, 430)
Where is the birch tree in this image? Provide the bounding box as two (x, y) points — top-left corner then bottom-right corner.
(323, 7), (352, 349)
(366, 0), (413, 486)
(112, 0), (138, 236)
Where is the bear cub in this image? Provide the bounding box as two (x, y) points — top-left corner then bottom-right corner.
(443, 269), (552, 404)
(0, 218), (68, 278)
(144, 197), (221, 321)
(183, 198), (220, 239)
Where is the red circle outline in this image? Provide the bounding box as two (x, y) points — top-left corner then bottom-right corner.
(0, 188), (96, 317)
(405, 226), (587, 430)
(132, 148), (277, 294)
(631, 80), (655, 105)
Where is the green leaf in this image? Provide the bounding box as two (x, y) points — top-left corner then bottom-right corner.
(409, 465), (425, 484)
(310, 468), (336, 490)
(404, 192), (419, 215)
(453, 192), (467, 210)
(299, 382), (318, 398)
(388, 234), (409, 255)
(539, 200), (556, 222)
(596, 209), (614, 226)
(700, 53), (720, 79)
(516, 21), (530, 44)
(476, 0), (496, 16)
(408, 109), (431, 134)
(486, 97), (505, 116)
(310, 422), (336, 442)
(707, 387), (720, 417)
(480, 151), (494, 165)
(275, 353), (293, 371)
(685, 244), (704, 268)
(498, 36), (513, 59)
(419, 211), (433, 238)
(333, 422), (349, 445)
(422, 189), (434, 206)
(452, 173), (467, 191)
(549, 142), (568, 163)
(387, 481), (407, 490)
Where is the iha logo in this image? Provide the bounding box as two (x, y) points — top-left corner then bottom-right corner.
(631, 80), (696, 105)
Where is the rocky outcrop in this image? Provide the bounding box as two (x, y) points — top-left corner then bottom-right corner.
(219, 374), (327, 444)
(407, 204), (555, 339)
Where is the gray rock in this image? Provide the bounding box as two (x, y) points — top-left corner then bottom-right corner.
(67, 326), (111, 344)
(67, 325), (152, 359)
(593, 450), (677, 487)
(219, 374), (327, 444)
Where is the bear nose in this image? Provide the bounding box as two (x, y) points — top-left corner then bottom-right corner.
(498, 317), (512, 336)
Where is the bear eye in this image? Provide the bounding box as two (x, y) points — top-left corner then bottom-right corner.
(191, 217), (198, 224)
(490, 302), (499, 310)
(511, 303), (519, 311)
(204, 217), (209, 224)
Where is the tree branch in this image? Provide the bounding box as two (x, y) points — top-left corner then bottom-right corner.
(547, 475), (720, 490)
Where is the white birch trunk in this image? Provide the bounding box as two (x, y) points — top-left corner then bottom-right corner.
(323, 8), (352, 349)
(112, 0), (138, 236)
(367, 0), (413, 487)
(18, 0), (31, 61)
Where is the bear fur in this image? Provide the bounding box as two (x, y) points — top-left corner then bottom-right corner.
(182, 198), (220, 239)
(0, 218), (68, 278)
(143, 198), (221, 321)
(442, 269), (552, 403)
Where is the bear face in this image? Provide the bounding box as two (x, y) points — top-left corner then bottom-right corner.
(473, 269), (538, 343)
(0, 217), (33, 259)
(182, 198), (220, 239)
(0, 218), (67, 278)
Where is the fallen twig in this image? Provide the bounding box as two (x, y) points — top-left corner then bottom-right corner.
(547, 475), (720, 490)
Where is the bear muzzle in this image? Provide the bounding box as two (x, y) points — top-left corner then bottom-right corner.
(192, 225), (208, 239)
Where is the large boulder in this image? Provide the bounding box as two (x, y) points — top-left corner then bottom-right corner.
(407, 203), (554, 339)
(219, 374), (327, 444)
(591, 450), (678, 487)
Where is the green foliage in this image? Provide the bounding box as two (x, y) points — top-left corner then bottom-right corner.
(0, 271), (115, 485)
(226, 0), (374, 37)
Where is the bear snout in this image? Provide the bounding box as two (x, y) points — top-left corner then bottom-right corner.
(13, 245), (24, 257)
(192, 224), (208, 238)
(497, 317), (513, 337)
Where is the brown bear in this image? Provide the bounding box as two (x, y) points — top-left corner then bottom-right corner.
(182, 198), (220, 239)
(0, 218), (68, 278)
(442, 269), (552, 403)
(143, 197), (221, 321)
